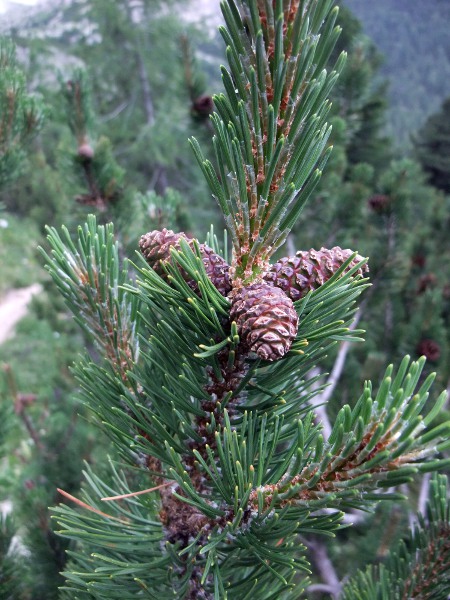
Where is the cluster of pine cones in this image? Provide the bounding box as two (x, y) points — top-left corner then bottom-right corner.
(139, 229), (367, 362)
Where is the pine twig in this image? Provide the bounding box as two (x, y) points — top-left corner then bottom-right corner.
(101, 481), (172, 501)
(305, 537), (342, 598)
(3, 364), (44, 452)
(320, 311), (362, 407)
(57, 488), (130, 524)
(309, 310), (364, 439)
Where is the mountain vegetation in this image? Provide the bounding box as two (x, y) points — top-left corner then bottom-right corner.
(344, 0), (450, 149)
(0, 0), (449, 598)
(416, 95), (450, 194)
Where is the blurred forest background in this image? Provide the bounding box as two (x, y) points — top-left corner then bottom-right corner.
(0, 0), (449, 597)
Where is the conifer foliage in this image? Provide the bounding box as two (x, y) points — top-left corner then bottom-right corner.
(416, 96), (450, 194)
(63, 70), (125, 212)
(41, 1), (450, 598)
(341, 473), (450, 599)
(0, 38), (46, 187)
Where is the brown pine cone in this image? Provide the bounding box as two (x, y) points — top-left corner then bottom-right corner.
(139, 229), (185, 273)
(230, 282), (298, 361)
(139, 228), (231, 296)
(417, 273), (437, 294)
(416, 339), (441, 362)
(368, 194), (391, 214)
(265, 247), (368, 302)
(192, 95), (214, 119)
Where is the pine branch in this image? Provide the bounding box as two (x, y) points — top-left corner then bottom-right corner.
(3, 364), (43, 451)
(304, 537), (341, 598)
(417, 471), (431, 516)
(0, 37), (46, 187)
(191, 0), (346, 284)
(40, 216), (139, 382)
(341, 473), (450, 599)
(179, 34), (214, 132)
(46, 210), (450, 597)
(180, 34), (212, 114)
(307, 309), (364, 440)
(64, 71), (125, 209)
(46, 219), (367, 595)
(64, 70), (94, 148)
(317, 309), (363, 408)
(249, 357), (450, 513)
(136, 40), (155, 127)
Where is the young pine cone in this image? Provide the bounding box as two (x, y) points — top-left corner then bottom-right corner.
(368, 194), (391, 214)
(139, 228), (231, 297)
(265, 247), (368, 302)
(230, 282), (298, 361)
(416, 339), (441, 363)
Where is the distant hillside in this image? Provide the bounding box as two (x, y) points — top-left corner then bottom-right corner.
(3, 0), (449, 153)
(343, 0), (450, 150)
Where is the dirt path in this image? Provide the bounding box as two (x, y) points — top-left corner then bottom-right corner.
(0, 283), (43, 345)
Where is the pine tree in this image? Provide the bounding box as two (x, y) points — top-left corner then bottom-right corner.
(416, 95), (450, 194)
(0, 32), (101, 600)
(0, 37), (46, 188)
(0, 3), (215, 597)
(1, 0), (215, 234)
(39, 1), (450, 598)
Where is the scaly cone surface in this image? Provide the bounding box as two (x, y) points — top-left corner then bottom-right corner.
(229, 281), (298, 360)
(140, 229), (367, 361)
(265, 246), (368, 301)
(139, 228), (232, 296)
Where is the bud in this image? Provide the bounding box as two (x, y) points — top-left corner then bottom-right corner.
(77, 142), (94, 161)
(192, 95), (214, 119)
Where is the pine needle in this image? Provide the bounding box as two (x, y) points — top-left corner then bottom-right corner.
(57, 488), (129, 523)
(101, 481), (172, 501)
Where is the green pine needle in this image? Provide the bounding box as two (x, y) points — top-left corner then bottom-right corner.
(191, 0), (346, 283)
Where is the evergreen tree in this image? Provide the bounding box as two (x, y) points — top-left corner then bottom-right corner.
(0, 37), (46, 188)
(0, 33), (76, 599)
(36, 1), (450, 598)
(344, 0), (450, 149)
(416, 95), (450, 194)
(1, 3), (217, 597)
(2, 0), (217, 234)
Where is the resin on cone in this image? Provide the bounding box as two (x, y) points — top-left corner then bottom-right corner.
(139, 228), (231, 297)
(265, 247), (368, 302)
(230, 282), (298, 361)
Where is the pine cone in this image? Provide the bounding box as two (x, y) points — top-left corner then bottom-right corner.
(265, 247), (368, 302)
(77, 142), (94, 161)
(368, 194), (391, 214)
(230, 282), (298, 361)
(139, 228), (231, 296)
(412, 253), (426, 269)
(192, 95), (214, 119)
(139, 229), (189, 274)
(417, 273), (437, 294)
(416, 339), (441, 362)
